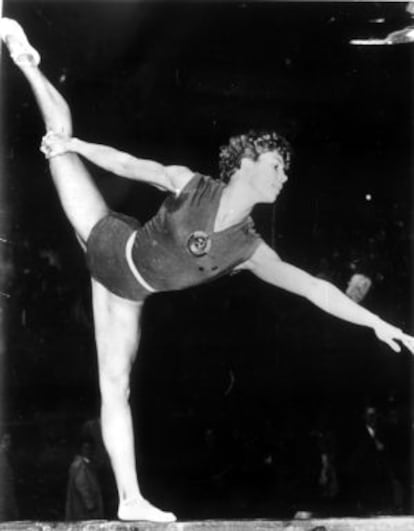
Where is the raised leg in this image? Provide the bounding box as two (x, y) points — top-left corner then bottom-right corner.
(91, 279), (176, 522)
(1, 18), (108, 242)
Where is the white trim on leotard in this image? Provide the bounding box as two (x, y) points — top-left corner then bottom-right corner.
(125, 231), (157, 293)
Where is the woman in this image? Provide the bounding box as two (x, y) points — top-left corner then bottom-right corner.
(2, 18), (413, 522)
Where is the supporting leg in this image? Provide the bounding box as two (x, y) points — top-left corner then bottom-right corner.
(91, 279), (176, 522)
(3, 19), (176, 521)
(0, 19), (175, 522)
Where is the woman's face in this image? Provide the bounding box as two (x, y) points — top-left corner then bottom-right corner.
(251, 150), (288, 203)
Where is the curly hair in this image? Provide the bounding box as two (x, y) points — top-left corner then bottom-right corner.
(218, 130), (291, 183)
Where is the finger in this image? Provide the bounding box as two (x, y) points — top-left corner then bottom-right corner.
(44, 130), (57, 139)
(401, 337), (414, 354)
(384, 338), (401, 353)
(391, 342), (402, 353)
(39, 145), (55, 159)
(47, 150), (64, 160)
(42, 133), (53, 144)
(41, 142), (51, 152)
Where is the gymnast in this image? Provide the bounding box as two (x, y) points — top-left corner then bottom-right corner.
(2, 18), (413, 523)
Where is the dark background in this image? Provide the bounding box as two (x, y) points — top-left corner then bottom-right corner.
(1, 0), (414, 521)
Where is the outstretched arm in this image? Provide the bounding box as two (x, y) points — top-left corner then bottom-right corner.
(240, 242), (414, 353)
(40, 132), (193, 193)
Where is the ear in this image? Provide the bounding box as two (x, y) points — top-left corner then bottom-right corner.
(239, 157), (255, 171)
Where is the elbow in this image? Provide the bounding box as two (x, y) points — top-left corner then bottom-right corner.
(305, 277), (331, 304)
(115, 156), (136, 178)
(115, 153), (130, 174)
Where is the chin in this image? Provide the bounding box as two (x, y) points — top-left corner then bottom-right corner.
(271, 191), (280, 202)
(259, 190), (279, 204)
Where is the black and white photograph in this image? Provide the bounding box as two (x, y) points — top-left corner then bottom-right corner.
(1, 1), (414, 529)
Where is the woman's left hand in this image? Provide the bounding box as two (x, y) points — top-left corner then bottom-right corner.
(40, 131), (72, 159)
(373, 320), (414, 354)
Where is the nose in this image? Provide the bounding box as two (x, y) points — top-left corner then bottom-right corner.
(280, 170), (288, 184)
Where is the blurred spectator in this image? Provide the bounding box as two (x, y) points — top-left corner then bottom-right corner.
(346, 274), (372, 304)
(287, 423), (339, 518)
(36, 423), (70, 519)
(81, 418), (117, 519)
(315, 429), (339, 503)
(0, 431), (19, 521)
(381, 393), (410, 513)
(345, 404), (395, 515)
(65, 437), (104, 521)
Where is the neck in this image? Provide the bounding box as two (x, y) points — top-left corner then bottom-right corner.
(214, 180), (255, 232)
(224, 177), (259, 212)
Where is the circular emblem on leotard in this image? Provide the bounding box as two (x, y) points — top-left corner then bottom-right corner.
(187, 231), (211, 257)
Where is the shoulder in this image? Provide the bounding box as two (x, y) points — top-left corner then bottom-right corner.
(168, 170), (220, 197)
(236, 240), (281, 271)
(165, 166), (196, 195)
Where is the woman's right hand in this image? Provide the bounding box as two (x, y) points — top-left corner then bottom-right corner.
(40, 131), (73, 159)
(373, 318), (414, 354)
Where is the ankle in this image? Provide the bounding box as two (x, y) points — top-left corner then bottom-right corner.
(120, 494), (143, 506)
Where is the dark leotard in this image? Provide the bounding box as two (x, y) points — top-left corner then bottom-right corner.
(86, 174), (262, 301)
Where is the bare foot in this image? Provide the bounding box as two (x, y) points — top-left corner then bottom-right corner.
(0, 18), (40, 66)
(118, 496), (176, 522)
